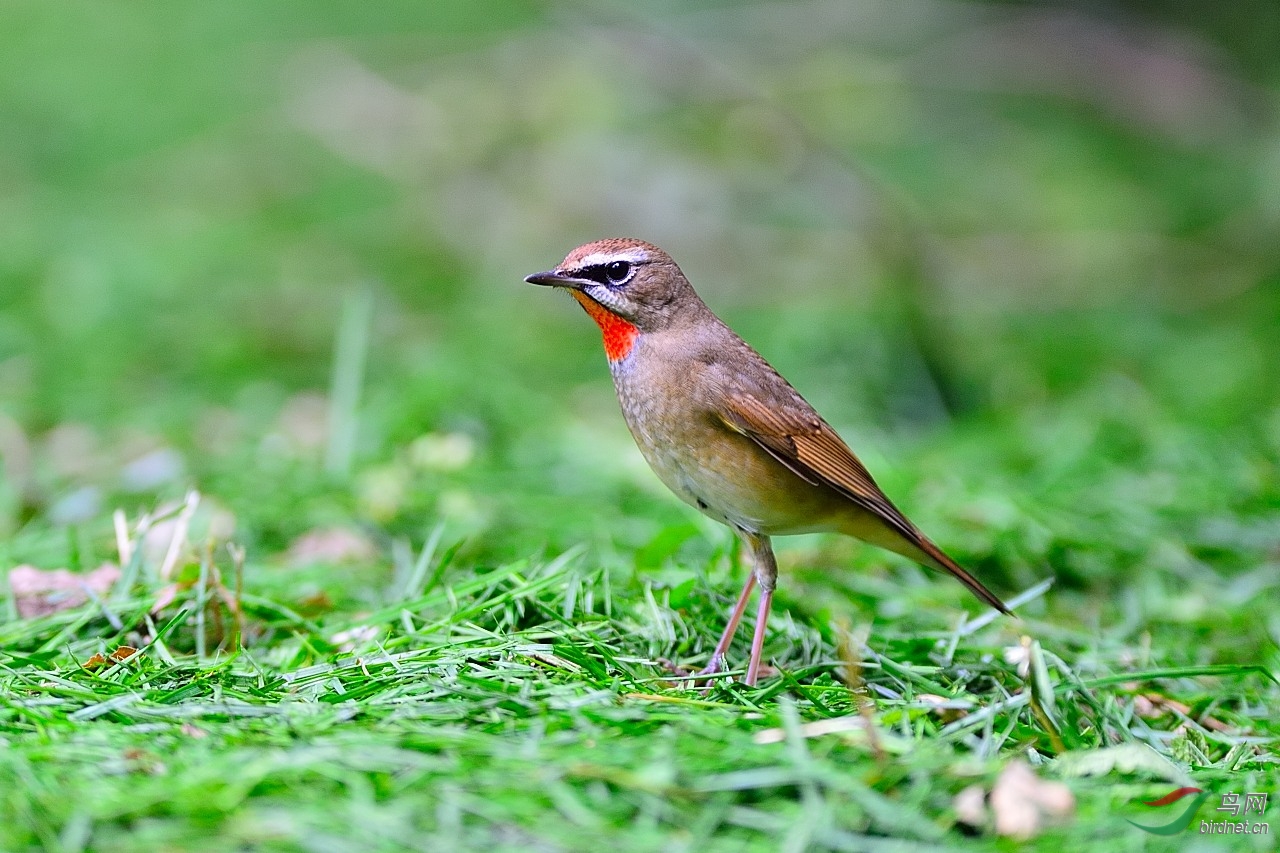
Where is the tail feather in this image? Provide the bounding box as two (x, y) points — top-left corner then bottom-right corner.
(837, 511), (1012, 614)
(914, 535), (1011, 614)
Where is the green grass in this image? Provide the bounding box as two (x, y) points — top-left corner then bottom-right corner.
(2, 353), (1278, 850)
(3, 1), (1280, 850)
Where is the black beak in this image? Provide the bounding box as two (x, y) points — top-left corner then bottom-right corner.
(524, 270), (583, 288)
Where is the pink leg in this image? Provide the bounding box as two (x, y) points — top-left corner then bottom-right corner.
(743, 534), (778, 686)
(698, 572), (756, 676)
(744, 584), (774, 686)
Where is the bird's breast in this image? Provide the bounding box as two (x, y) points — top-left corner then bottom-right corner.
(609, 341), (843, 536)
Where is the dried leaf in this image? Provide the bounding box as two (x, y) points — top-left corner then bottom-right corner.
(296, 590), (335, 615)
(990, 760), (1075, 840)
(274, 391), (329, 454)
(1135, 693), (1234, 732)
(83, 645), (140, 670)
(151, 583), (180, 614)
(953, 784), (988, 828)
(286, 527), (376, 566)
(9, 563), (121, 619)
(122, 748), (166, 775)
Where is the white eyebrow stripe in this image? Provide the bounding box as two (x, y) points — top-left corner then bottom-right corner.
(573, 248), (649, 268)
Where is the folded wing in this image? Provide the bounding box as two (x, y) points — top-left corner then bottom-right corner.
(719, 392), (1010, 614)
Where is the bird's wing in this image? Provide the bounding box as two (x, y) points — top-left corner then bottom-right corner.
(718, 393), (907, 534)
(718, 392), (1010, 614)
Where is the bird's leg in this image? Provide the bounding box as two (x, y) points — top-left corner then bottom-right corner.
(744, 534), (778, 687)
(698, 570), (756, 678)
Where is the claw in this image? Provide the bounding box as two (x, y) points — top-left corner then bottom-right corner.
(697, 652), (727, 678)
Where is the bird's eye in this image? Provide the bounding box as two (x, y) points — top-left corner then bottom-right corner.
(604, 261), (631, 284)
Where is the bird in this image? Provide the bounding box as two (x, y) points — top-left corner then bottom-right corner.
(525, 238), (1010, 686)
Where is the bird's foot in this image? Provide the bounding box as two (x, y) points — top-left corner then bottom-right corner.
(657, 655), (730, 690)
(696, 653), (728, 679)
(689, 653), (741, 691)
(660, 654), (769, 689)
(658, 658), (694, 677)
(696, 657), (781, 687)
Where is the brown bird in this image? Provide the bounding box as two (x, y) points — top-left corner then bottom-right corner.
(526, 238), (1009, 685)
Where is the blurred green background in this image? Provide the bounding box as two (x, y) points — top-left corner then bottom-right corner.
(3, 2), (1280, 849)
(1, 0), (1279, 605)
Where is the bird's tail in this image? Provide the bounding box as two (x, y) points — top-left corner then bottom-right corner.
(836, 505), (1012, 614)
(913, 534), (1011, 614)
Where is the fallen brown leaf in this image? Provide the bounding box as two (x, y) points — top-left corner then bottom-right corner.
(151, 583), (180, 614)
(9, 563), (121, 619)
(1135, 693), (1233, 733)
(296, 590), (335, 615)
(286, 527), (376, 566)
(275, 391), (330, 454)
(953, 784), (988, 828)
(110, 645), (138, 662)
(83, 646), (140, 670)
(990, 760), (1075, 840)
(122, 747), (166, 775)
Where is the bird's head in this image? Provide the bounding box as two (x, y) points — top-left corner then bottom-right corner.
(524, 238), (702, 335)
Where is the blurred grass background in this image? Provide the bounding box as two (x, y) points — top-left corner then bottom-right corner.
(1, 0), (1279, 849)
(3, 0), (1278, 580)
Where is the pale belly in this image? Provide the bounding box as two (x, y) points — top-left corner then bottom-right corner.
(613, 367), (843, 536)
(642, 435), (841, 535)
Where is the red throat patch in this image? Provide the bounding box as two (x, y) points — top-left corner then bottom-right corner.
(571, 291), (638, 361)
